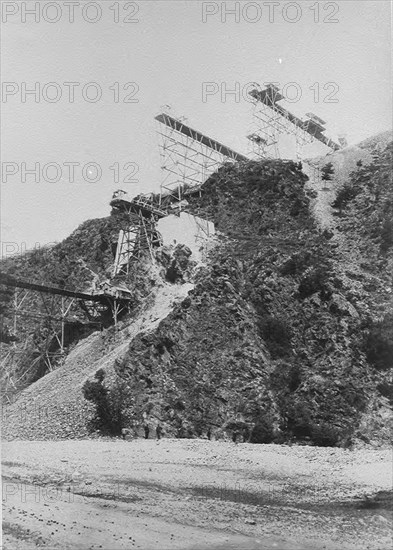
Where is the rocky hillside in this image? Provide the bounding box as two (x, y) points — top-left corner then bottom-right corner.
(0, 213), (153, 390)
(1, 140), (392, 447)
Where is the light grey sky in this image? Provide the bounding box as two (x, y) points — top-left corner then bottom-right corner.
(1, 0), (392, 253)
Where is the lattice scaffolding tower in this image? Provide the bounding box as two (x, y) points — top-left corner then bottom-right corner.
(247, 84), (342, 161)
(155, 109), (248, 203)
(111, 191), (166, 276)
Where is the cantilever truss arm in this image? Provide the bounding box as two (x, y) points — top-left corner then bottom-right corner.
(248, 87), (341, 159)
(155, 112), (249, 202)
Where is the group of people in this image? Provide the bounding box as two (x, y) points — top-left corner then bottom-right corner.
(122, 424), (248, 442)
(122, 423), (163, 440)
(143, 423), (163, 440)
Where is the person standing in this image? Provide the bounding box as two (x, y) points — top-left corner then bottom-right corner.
(156, 424), (163, 440)
(144, 424), (150, 439)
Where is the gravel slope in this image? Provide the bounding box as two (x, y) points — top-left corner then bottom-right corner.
(1, 280), (193, 441)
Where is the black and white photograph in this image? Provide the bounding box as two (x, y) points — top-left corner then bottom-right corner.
(1, 1), (392, 548)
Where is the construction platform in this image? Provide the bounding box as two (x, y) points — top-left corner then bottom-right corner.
(110, 191), (167, 219)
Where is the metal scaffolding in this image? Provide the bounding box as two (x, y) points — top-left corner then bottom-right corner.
(0, 273), (132, 341)
(0, 271), (133, 398)
(155, 109), (248, 203)
(247, 84), (341, 161)
(111, 191), (165, 275)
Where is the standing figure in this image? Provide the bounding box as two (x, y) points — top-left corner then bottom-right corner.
(156, 424), (163, 440)
(242, 425), (250, 443)
(144, 424), (150, 439)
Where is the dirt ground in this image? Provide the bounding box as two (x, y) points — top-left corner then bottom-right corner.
(1, 439), (392, 550)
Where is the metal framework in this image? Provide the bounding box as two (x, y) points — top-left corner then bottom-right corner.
(0, 273), (132, 339)
(248, 84), (341, 160)
(111, 191), (165, 275)
(0, 273), (133, 397)
(155, 110), (248, 203)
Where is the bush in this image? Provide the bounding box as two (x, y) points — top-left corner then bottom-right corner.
(82, 369), (133, 434)
(332, 183), (361, 212)
(365, 314), (393, 371)
(82, 369), (113, 431)
(321, 162), (335, 181)
(283, 385), (358, 447)
(310, 422), (342, 447)
(285, 400), (312, 439)
(249, 417), (275, 443)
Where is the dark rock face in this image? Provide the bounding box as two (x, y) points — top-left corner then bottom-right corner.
(111, 152), (393, 446)
(2, 147), (392, 446)
(115, 256), (276, 441)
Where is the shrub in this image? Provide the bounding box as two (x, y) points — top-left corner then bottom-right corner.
(283, 386), (358, 447)
(321, 162), (335, 181)
(285, 400), (312, 438)
(82, 369), (133, 434)
(365, 314), (393, 371)
(332, 183), (361, 212)
(82, 369), (113, 431)
(310, 422), (342, 447)
(249, 417), (275, 443)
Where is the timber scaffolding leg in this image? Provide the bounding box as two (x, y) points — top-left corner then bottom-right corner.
(108, 298), (129, 333)
(13, 288), (29, 344)
(59, 296), (75, 355)
(139, 212), (155, 262)
(113, 299), (119, 330)
(38, 293), (72, 361)
(109, 298), (128, 332)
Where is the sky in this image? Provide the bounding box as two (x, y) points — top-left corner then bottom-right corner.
(1, 0), (392, 254)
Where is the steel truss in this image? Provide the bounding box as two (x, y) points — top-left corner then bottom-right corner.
(155, 110), (248, 203)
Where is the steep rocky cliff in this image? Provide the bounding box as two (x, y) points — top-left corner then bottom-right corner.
(1, 141), (392, 446)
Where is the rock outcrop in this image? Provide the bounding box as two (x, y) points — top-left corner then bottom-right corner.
(1, 141), (392, 446)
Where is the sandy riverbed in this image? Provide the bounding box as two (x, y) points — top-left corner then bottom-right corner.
(2, 439), (392, 549)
